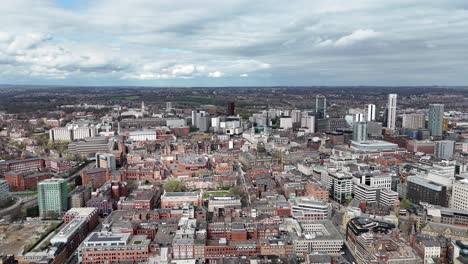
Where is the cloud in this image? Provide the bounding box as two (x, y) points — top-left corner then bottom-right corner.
(316, 29), (382, 48)
(0, 1), (467, 85)
(208, 71), (224, 78)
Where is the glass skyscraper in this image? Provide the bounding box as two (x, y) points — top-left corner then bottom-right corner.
(38, 178), (68, 219)
(428, 104), (444, 137)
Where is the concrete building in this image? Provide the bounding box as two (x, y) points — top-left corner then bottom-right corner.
(160, 191), (203, 209)
(387, 94), (397, 130)
(38, 178), (68, 219)
(402, 113), (425, 129)
(322, 170), (353, 204)
(49, 125), (98, 142)
(280, 117), (293, 129)
(0, 179), (9, 205)
(78, 232), (150, 264)
(290, 197), (331, 221)
(407, 176), (448, 207)
(207, 196), (242, 213)
(352, 122), (368, 143)
(95, 153), (117, 170)
(435, 140), (455, 160)
(128, 130), (157, 142)
(451, 179), (468, 211)
(288, 219), (343, 255)
(428, 104), (444, 137)
(69, 185), (92, 208)
(367, 104), (376, 122)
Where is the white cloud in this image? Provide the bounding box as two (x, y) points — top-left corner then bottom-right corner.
(0, 1), (467, 85)
(240, 73), (248, 77)
(334, 29), (381, 47)
(317, 29), (382, 48)
(208, 71), (224, 78)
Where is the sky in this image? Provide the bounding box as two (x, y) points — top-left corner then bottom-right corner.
(0, 0), (468, 86)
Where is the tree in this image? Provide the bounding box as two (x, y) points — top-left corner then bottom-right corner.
(74, 176), (82, 186)
(400, 199), (411, 209)
(229, 186), (242, 196)
(163, 180), (184, 192)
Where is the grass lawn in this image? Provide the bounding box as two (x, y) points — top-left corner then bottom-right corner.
(203, 190), (231, 199)
(14, 191), (38, 197)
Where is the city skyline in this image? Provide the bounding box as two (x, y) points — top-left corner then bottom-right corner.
(1, 0), (468, 87)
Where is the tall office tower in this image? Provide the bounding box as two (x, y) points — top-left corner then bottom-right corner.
(435, 140), (455, 160)
(367, 104), (376, 121)
(402, 113), (425, 129)
(166, 102), (173, 110)
(38, 178), (68, 219)
(227, 101), (235, 116)
(316, 95), (327, 119)
(386, 94), (397, 130)
(353, 122), (368, 143)
(141, 101), (145, 112)
(354, 113), (364, 123)
(428, 104), (444, 137)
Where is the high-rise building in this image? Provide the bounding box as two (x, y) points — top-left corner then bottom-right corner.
(367, 104), (376, 121)
(166, 101), (173, 110)
(352, 122), (368, 143)
(386, 94), (397, 130)
(316, 95), (327, 119)
(435, 140), (455, 160)
(402, 113), (425, 129)
(428, 104), (444, 137)
(227, 101), (235, 116)
(38, 178), (68, 219)
(0, 179), (9, 205)
(451, 179), (468, 211)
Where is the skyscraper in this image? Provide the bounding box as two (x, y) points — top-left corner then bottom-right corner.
(402, 113), (425, 129)
(227, 101), (235, 116)
(435, 140), (454, 160)
(367, 104), (376, 121)
(38, 178), (68, 219)
(353, 122), (368, 143)
(387, 94), (397, 130)
(428, 104), (444, 137)
(316, 95), (327, 119)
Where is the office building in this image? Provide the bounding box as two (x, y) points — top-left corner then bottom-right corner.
(227, 101), (235, 116)
(367, 104), (376, 121)
(451, 179), (468, 211)
(324, 170), (353, 204)
(0, 157), (45, 175)
(316, 95), (327, 119)
(346, 217), (396, 246)
(78, 232), (150, 264)
(280, 117), (293, 129)
(166, 101), (173, 110)
(452, 240), (468, 264)
(367, 121), (383, 137)
(435, 140), (455, 160)
(207, 196), (242, 213)
(95, 153), (117, 170)
(387, 94), (397, 130)
(402, 113), (425, 129)
(0, 179), (9, 205)
(290, 197), (331, 221)
(38, 178), (68, 219)
(428, 104), (444, 137)
(69, 185), (92, 208)
(352, 122), (368, 143)
(289, 219), (343, 255)
(160, 191), (203, 209)
(49, 125), (98, 142)
(407, 176), (448, 207)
